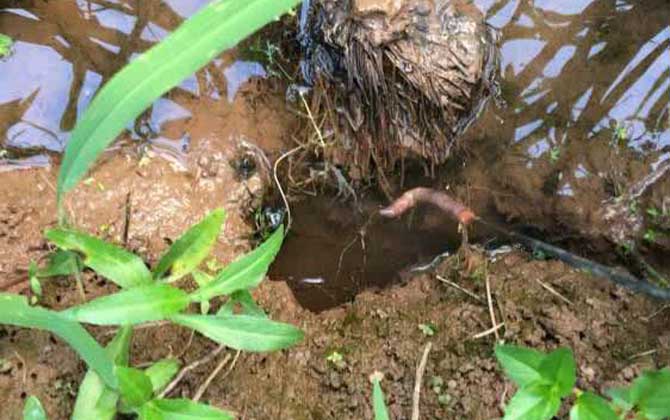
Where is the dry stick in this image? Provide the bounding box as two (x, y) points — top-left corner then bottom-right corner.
(160, 344), (226, 398)
(435, 274), (484, 303)
(192, 352), (232, 401)
(411, 342), (433, 420)
(535, 278), (573, 305)
(273, 145), (303, 233)
(472, 322), (505, 339)
(485, 274), (501, 341)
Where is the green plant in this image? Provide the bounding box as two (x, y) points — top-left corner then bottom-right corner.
(0, 33), (12, 58)
(370, 372), (390, 420)
(55, 0), (300, 213)
(1, 209), (302, 418)
(495, 344), (670, 420)
(23, 396), (47, 420)
(418, 323), (437, 337)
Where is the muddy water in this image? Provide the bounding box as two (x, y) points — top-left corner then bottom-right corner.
(1, 1), (669, 311)
(0, 0), (271, 168)
(272, 0), (670, 310)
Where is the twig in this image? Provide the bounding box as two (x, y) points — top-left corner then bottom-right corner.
(641, 304), (670, 322)
(273, 145), (303, 233)
(435, 275), (484, 303)
(193, 352), (232, 401)
(299, 91), (325, 148)
(628, 349), (657, 361)
(411, 342), (432, 420)
(160, 344), (226, 398)
(472, 322), (505, 339)
(535, 279), (573, 305)
(485, 274), (501, 341)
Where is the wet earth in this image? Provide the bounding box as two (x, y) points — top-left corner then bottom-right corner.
(1, 0), (669, 418)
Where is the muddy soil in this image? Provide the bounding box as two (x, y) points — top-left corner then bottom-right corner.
(1, 243), (669, 419)
(1, 0), (669, 419)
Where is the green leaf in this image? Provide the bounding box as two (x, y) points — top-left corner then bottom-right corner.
(171, 314), (303, 352)
(537, 348), (576, 397)
(145, 358), (180, 394)
(154, 209), (226, 282)
(0, 294), (117, 388)
(216, 289), (267, 319)
(137, 398), (234, 420)
(503, 383), (561, 420)
(570, 392), (617, 420)
(72, 326), (133, 420)
(495, 344), (546, 387)
(630, 368), (670, 419)
(372, 376), (390, 420)
(45, 229), (151, 289)
(116, 367), (154, 410)
(191, 227), (284, 301)
(23, 396), (47, 420)
(63, 284), (190, 325)
(605, 387), (634, 412)
(29, 262), (42, 297)
(38, 250), (83, 278)
(56, 0), (302, 203)
(0, 33), (12, 58)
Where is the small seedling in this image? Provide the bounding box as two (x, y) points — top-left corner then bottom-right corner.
(1, 209), (302, 418)
(644, 229), (658, 243)
(418, 323), (437, 337)
(326, 351), (346, 369)
(495, 344), (670, 420)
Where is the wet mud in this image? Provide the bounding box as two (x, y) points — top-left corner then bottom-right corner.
(1, 0), (669, 418)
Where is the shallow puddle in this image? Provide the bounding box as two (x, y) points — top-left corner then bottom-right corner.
(0, 0), (270, 167)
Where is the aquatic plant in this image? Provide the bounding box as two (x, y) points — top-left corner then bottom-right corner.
(495, 344), (670, 420)
(56, 0), (301, 215)
(1, 209), (302, 418)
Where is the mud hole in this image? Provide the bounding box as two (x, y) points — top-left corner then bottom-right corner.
(1, 0), (670, 419)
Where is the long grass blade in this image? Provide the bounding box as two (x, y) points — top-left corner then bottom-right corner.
(56, 0), (301, 206)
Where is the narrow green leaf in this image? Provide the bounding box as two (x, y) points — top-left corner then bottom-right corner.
(154, 209), (226, 281)
(605, 387), (634, 412)
(503, 384), (561, 420)
(56, 0), (301, 202)
(72, 326), (133, 420)
(570, 392), (617, 420)
(372, 377), (390, 420)
(137, 398), (234, 420)
(0, 294), (117, 388)
(630, 368), (670, 420)
(23, 396), (47, 420)
(495, 344), (546, 387)
(145, 358), (180, 394)
(171, 314), (303, 352)
(38, 250), (82, 278)
(191, 227), (284, 301)
(216, 290), (267, 319)
(537, 348), (576, 397)
(45, 229), (151, 289)
(63, 284), (190, 325)
(116, 367), (154, 410)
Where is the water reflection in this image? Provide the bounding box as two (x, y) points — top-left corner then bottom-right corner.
(1, 0), (668, 180)
(0, 0), (269, 167)
(471, 0), (669, 191)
